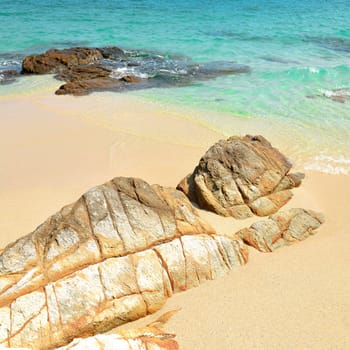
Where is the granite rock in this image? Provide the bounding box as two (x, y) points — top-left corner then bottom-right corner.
(237, 208), (325, 252)
(0, 177), (247, 349)
(177, 135), (304, 219)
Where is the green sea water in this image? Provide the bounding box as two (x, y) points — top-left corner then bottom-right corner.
(0, 0), (349, 173)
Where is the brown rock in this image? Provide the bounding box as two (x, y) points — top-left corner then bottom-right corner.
(0, 177), (247, 349)
(22, 47), (103, 74)
(177, 135), (304, 218)
(54, 64), (141, 95)
(237, 208), (325, 252)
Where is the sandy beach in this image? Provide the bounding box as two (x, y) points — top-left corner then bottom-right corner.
(1, 86), (349, 349)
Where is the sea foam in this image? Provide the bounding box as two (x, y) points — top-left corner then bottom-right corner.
(304, 154), (350, 175)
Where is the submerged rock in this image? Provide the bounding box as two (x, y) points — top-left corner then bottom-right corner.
(18, 46), (250, 95)
(0, 177), (247, 349)
(304, 36), (350, 53)
(177, 135), (304, 219)
(307, 88), (350, 103)
(0, 70), (20, 85)
(237, 208), (325, 252)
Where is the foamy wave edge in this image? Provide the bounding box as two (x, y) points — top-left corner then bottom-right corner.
(304, 154), (350, 175)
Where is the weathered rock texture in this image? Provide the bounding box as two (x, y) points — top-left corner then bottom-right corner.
(56, 310), (179, 350)
(21, 47), (138, 95)
(177, 135), (304, 219)
(19, 46), (250, 95)
(0, 177), (247, 349)
(56, 324), (178, 350)
(22, 48), (103, 74)
(237, 208), (325, 252)
(5, 324), (178, 350)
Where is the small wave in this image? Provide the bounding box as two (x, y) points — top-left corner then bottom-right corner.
(320, 88), (350, 98)
(110, 67), (149, 79)
(0, 60), (20, 67)
(304, 154), (350, 175)
(308, 67), (319, 74)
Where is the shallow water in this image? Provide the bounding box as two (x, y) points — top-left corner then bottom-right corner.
(0, 0), (349, 173)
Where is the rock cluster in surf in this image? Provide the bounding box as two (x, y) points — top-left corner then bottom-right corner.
(18, 46), (251, 95)
(0, 135), (323, 349)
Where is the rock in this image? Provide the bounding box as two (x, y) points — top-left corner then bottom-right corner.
(22, 47), (103, 74)
(307, 88), (350, 103)
(0, 70), (20, 84)
(177, 135), (304, 219)
(196, 61), (251, 76)
(4, 317), (178, 350)
(321, 88), (350, 103)
(18, 46), (251, 95)
(54, 64), (141, 95)
(55, 78), (120, 95)
(237, 208), (325, 252)
(21, 47), (143, 95)
(98, 46), (126, 60)
(0, 177), (247, 349)
(56, 326), (179, 350)
(57, 310), (179, 350)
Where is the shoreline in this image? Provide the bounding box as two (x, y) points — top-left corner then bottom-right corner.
(1, 86), (349, 349)
(2, 74), (350, 176)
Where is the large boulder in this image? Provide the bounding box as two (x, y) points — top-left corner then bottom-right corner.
(177, 135), (304, 219)
(237, 208), (325, 252)
(0, 177), (247, 349)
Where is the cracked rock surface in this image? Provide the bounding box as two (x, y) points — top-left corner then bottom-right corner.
(0, 177), (247, 349)
(177, 135), (305, 219)
(56, 325), (179, 350)
(4, 324), (178, 350)
(237, 208), (325, 252)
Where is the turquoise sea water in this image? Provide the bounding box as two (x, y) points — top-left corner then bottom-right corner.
(0, 0), (349, 173)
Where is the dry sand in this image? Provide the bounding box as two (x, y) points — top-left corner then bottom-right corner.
(0, 87), (349, 349)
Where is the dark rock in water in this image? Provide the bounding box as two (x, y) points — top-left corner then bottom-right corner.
(260, 56), (299, 64)
(307, 88), (350, 103)
(0, 69), (20, 84)
(55, 63), (143, 95)
(19, 46), (251, 95)
(0, 69), (21, 84)
(195, 61), (251, 77)
(98, 46), (126, 60)
(55, 77), (120, 95)
(304, 36), (350, 53)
